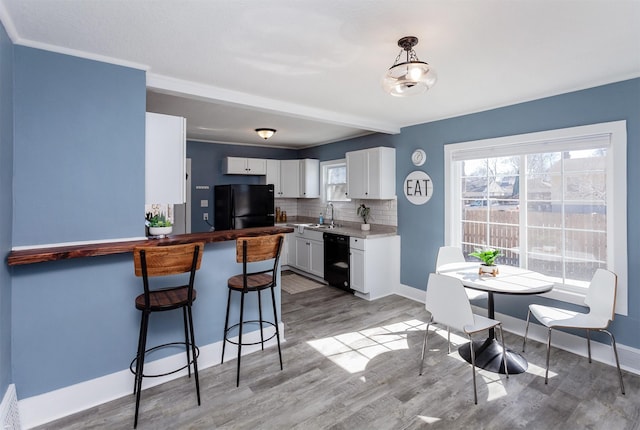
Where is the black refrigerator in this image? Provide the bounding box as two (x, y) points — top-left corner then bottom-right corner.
(214, 184), (275, 230)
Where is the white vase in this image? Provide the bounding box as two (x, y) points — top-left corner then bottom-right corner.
(478, 264), (499, 276)
(361, 223), (370, 231)
(149, 226), (172, 237)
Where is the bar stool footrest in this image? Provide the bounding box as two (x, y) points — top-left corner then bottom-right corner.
(129, 341), (200, 378)
(224, 320), (278, 346)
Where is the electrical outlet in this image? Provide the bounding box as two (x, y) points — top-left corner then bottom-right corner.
(203, 213), (209, 221)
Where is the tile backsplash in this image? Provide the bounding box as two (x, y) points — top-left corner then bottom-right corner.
(279, 198), (397, 226)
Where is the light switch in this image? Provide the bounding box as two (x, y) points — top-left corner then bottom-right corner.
(200, 200), (208, 207)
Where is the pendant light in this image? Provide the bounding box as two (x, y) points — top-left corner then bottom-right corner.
(255, 128), (276, 140)
(382, 36), (437, 97)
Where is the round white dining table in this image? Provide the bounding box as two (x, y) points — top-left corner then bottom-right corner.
(437, 262), (554, 374)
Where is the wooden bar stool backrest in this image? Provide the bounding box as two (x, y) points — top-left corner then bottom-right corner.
(134, 242), (204, 277)
(236, 235), (284, 263)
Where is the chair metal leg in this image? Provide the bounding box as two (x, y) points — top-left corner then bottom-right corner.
(221, 289), (232, 365)
(183, 307), (191, 378)
(498, 324), (509, 379)
(236, 291), (246, 387)
(469, 334), (478, 405)
(270, 285), (283, 370)
(545, 328), (552, 384)
(134, 311), (149, 429)
(522, 309), (532, 352)
(586, 329), (592, 363)
(258, 289), (265, 350)
(602, 329), (625, 395)
(187, 305), (201, 404)
(133, 311), (146, 395)
(419, 320), (432, 376)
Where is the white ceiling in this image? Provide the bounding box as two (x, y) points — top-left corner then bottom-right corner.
(2, 0), (639, 149)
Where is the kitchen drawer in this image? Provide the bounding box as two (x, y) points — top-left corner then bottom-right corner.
(350, 237), (366, 251)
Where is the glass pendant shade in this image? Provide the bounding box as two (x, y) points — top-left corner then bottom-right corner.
(383, 61), (437, 96)
(382, 36), (437, 97)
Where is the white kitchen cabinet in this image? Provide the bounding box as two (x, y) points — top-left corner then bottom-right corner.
(349, 235), (400, 300)
(280, 232), (293, 267)
(299, 158), (320, 198)
(224, 157), (267, 175)
(280, 160), (301, 197)
(346, 147), (396, 199)
(292, 229), (324, 278)
(145, 112), (186, 204)
(266, 158), (319, 198)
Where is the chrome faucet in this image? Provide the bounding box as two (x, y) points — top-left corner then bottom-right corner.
(327, 203), (335, 227)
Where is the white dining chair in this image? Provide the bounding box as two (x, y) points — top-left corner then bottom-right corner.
(419, 273), (509, 404)
(435, 246), (486, 352)
(522, 268), (625, 394)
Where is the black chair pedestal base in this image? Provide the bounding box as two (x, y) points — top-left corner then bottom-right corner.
(458, 338), (528, 374)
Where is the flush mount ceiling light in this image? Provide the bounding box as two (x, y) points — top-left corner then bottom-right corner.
(382, 36), (437, 97)
(255, 128), (276, 140)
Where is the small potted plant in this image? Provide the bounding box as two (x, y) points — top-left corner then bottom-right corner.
(357, 203), (371, 231)
(146, 212), (173, 238)
(469, 248), (501, 276)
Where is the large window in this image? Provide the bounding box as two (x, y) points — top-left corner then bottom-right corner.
(444, 121), (627, 314)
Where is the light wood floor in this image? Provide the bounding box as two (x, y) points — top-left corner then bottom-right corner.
(36, 275), (639, 429)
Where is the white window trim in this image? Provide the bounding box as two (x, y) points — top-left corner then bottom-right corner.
(444, 121), (627, 315)
(320, 159), (350, 203)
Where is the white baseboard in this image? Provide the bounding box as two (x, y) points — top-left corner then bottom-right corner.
(18, 323), (285, 429)
(396, 283), (640, 376)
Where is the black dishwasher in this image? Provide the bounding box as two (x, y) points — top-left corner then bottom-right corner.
(323, 232), (352, 293)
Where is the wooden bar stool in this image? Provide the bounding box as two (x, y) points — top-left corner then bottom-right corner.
(131, 242), (204, 428)
(221, 234), (284, 387)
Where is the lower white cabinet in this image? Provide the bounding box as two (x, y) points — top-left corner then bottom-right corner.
(290, 229), (324, 279)
(350, 235), (400, 300)
(279, 232), (293, 266)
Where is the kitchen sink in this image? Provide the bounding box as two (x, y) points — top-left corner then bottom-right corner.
(292, 223), (342, 230)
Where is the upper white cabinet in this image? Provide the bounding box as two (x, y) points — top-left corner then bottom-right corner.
(266, 158), (319, 198)
(346, 147), (396, 199)
(224, 157), (267, 175)
(299, 158), (320, 198)
(145, 112), (186, 204)
(267, 159), (299, 198)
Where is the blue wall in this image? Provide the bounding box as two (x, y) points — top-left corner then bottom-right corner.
(0, 20), (14, 396)
(187, 141), (296, 232)
(12, 47), (146, 246)
(302, 78), (640, 349)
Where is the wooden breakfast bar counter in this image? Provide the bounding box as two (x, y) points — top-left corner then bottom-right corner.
(8, 226), (293, 427)
(7, 226), (294, 266)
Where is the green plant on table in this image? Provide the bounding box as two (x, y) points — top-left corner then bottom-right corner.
(469, 248), (501, 266)
(146, 211), (172, 227)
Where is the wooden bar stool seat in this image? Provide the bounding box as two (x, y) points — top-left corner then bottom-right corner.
(130, 242), (204, 428)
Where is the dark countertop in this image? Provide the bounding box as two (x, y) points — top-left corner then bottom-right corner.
(7, 226), (294, 266)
